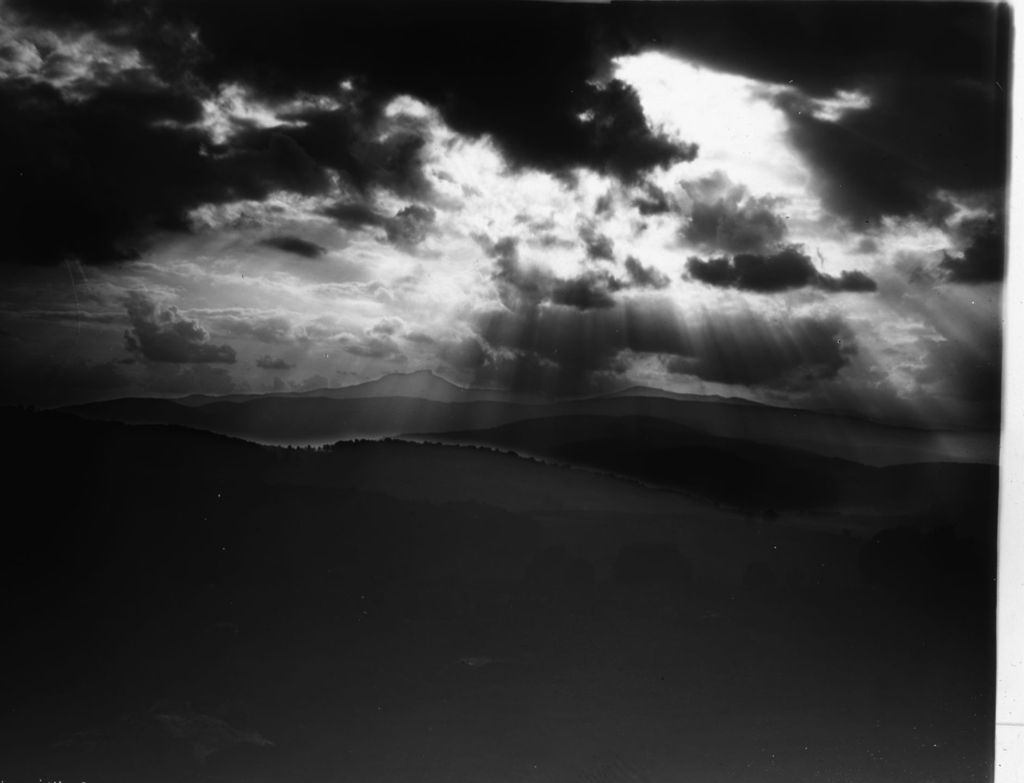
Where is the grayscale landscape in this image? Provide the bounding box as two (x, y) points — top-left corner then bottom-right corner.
(0, 1), (1009, 781)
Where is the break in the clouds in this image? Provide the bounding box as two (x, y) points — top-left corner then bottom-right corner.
(0, 1), (1009, 428)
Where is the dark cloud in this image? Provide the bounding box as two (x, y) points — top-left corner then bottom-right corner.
(632, 183), (672, 216)
(488, 237), (624, 312)
(255, 355), (294, 370)
(123, 291), (236, 363)
(776, 76), (1008, 225)
(322, 201), (435, 247)
(612, 2), (1008, 94)
(624, 2), (1010, 222)
(0, 81), (331, 265)
(618, 3), (1009, 227)
(489, 237), (548, 310)
(0, 67), (436, 267)
(4, 1), (1006, 265)
(623, 256), (670, 290)
(686, 246), (876, 294)
(384, 204), (436, 248)
(666, 314), (854, 389)
(551, 274), (620, 311)
(22, 1), (696, 184)
(242, 100), (433, 199)
(321, 201), (386, 230)
(259, 235), (327, 258)
(939, 219), (1005, 285)
(817, 270), (878, 293)
(579, 225), (616, 261)
(572, 79), (698, 182)
(682, 190), (788, 255)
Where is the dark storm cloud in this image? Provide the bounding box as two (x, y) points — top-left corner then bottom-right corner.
(775, 76), (1008, 226)
(241, 101), (433, 199)
(683, 194), (788, 256)
(5, 1), (1007, 264)
(256, 355), (294, 370)
(0, 81), (332, 265)
(571, 79), (697, 183)
(623, 256), (670, 290)
(123, 291), (236, 363)
(259, 235), (327, 259)
(685, 247), (877, 294)
(939, 219), (1005, 285)
(11, 1), (697, 185)
(0, 54), (435, 267)
(666, 314), (853, 389)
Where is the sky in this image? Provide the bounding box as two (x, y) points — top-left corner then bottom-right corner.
(0, 0), (1011, 428)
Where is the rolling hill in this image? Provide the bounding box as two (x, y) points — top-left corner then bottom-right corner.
(64, 373), (999, 466)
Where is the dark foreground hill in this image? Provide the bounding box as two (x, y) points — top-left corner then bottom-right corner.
(1, 408), (995, 783)
(408, 415), (999, 525)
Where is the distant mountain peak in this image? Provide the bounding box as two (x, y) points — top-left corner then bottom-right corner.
(360, 369), (463, 391)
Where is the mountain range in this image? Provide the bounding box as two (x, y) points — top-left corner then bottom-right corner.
(64, 370), (999, 467)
